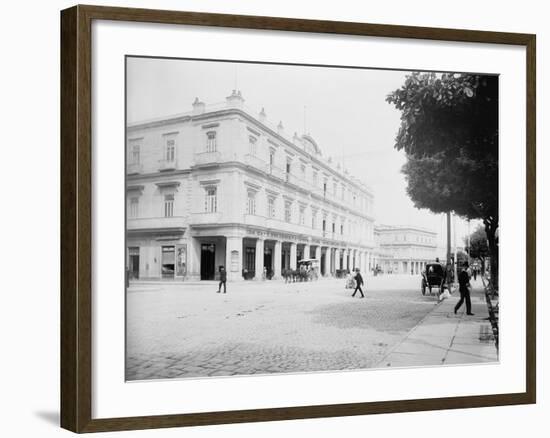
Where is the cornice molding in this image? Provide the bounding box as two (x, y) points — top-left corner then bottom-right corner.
(128, 107), (373, 196)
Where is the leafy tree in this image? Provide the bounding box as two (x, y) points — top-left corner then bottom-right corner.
(387, 72), (499, 288)
(465, 225), (490, 272)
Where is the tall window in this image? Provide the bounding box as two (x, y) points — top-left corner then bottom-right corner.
(340, 224), (344, 235)
(129, 197), (139, 218)
(312, 170), (318, 187)
(206, 131), (217, 153)
(131, 144), (140, 165)
(269, 148), (276, 174)
(332, 222), (336, 233)
(285, 158), (292, 182)
(311, 210), (317, 229)
(333, 181), (337, 195)
(341, 184), (345, 200)
(323, 179), (327, 197)
(322, 218), (326, 233)
(248, 136), (257, 156)
(246, 190), (256, 215)
(164, 194), (174, 217)
(267, 196), (276, 218)
(165, 139), (176, 162)
(205, 187), (217, 213)
(300, 164), (306, 180)
(299, 205), (305, 225)
(284, 200), (292, 223)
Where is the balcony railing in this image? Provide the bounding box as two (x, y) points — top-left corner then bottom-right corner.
(126, 216), (184, 230)
(244, 214), (267, 228)
(158, 159), (177, 171)
(265, 218), (311, 236)
(190, 212), (222, 225)
(194, 151), (221, 166)
(127, 162), (143, 175)
(266, 164), (285, 180)
(244, 154), (267, 171)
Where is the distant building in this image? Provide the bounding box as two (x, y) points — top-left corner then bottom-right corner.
(375, 225), (438, 274)
(126, 90), (377, 281)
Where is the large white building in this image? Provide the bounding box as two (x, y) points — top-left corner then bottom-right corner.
(126, 90), (377, 281)
(375, 225), (438, 275)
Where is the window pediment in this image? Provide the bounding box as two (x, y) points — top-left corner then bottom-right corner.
(155, 181), (181, 188)
(126, 184), (144, 193)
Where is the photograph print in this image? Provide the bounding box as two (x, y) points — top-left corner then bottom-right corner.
(125, 56), (499, 382)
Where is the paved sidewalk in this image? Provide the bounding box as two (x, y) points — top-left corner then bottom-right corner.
(378, 284), (498, 368)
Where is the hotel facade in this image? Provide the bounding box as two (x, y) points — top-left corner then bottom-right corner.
(375, 225), (438, 275)
(126, 90), (377, 282)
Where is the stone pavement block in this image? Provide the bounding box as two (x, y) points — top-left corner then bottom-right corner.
(409, 324), (457, 339)
(392, 345), (447, 360)
(449, 341), (498, 359)
(444, 347), (498, 364)
(399, 335), (452, 351)
(382, 352), (445, 368)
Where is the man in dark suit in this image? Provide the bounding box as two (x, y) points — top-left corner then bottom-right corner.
(455, 262), (474, 315)
(217, 265), (227, 294)
(352, 268), (365, 298)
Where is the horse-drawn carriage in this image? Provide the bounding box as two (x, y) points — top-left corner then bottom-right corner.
(421, 263), (448, 297)
(283, 258), (320, 282)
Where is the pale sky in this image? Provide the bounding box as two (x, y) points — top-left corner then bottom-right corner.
(127, 57), (473, 246)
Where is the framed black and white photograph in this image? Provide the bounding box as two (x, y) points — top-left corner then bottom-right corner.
(60, 5), (536, 433)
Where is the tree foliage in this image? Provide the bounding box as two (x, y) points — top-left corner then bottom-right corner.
(466, 225), (490, 262)
(387, 72), (499, 287)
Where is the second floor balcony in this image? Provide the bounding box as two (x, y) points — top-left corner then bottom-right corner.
(127, 162), (143, 175)
(190, 211), (223, 225)
(158, 159), (177, 171)
(194, 151), (222, 166)
(244, 154), (267, 172)
(266, 164), (285, 180)
(126, 216), (185, 230)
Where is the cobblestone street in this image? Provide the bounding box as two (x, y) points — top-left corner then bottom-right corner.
(125, 275), (460, 380)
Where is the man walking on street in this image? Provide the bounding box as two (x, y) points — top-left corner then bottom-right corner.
(455, 262), (474, 315)
(217, 265), (227, 294)
(352, 268), (365, 298)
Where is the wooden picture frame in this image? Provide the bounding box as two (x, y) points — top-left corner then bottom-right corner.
(60, 4), (536, 433)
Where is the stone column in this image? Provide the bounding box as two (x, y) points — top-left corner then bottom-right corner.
(187, 237), (201, 281)
(315, 245), (321, 261)
(289, 242), (297, 270)
(254, 238), (264, 280)
(303, 244), (310, 261)
(273, 240), (282, 279)
(357, 251), (362, 273)
(225, 236), (243, 282)
(338, 249), (344, 270)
